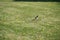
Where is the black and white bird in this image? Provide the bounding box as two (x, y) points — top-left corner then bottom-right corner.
(35, 15), (38, 20)
(32, 15), (38, 21)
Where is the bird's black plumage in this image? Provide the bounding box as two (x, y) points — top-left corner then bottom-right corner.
(35, 16), (38, 19)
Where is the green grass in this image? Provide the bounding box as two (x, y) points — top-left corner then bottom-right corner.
(0, 2), (60, 40)
(0, 0), (13, 2)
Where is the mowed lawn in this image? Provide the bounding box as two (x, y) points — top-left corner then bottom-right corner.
(0, 2), (60, 40)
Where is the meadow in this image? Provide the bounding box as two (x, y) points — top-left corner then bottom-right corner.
(0, 2), (60, 40)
